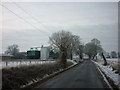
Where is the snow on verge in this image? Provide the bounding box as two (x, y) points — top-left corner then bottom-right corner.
(93, 61), (120, 89)
(96, 65), (113, 89)
(67, 59), (77, 65)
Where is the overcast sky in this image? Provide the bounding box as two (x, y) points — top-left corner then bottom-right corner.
(0, 1), (118, 53)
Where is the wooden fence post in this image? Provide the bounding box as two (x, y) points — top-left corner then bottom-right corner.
(6, 61), (8, 66)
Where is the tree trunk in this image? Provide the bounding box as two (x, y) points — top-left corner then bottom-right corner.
(93, 55), (96, 60)
(79, 54), (82, 60)
(61, 51), (67, 68)
(70, 53), (73, 60)
(101, 53), (107, 66)
(89, 55), (91, 60)
(95, 56), (97, 60)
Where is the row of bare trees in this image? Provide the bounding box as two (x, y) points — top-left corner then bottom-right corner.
(49, 30), (107, 66)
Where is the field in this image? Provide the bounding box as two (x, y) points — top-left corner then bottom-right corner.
(0, 59), (55, 69)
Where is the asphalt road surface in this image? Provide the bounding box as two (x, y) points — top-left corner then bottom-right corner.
(35, 60), (111, 89)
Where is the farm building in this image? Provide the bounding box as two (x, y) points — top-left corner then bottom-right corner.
(41, 46), (60, 60)
(27, 46), (60, 60)
(0, 54), (13, 60)
(41, 46), (50, 60)
(27, 50), (40, 59)
(11, 52), (27, 59)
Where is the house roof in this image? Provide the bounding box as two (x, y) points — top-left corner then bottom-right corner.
(0, 54), (13, 57)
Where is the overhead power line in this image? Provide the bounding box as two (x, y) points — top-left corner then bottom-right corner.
(0, 3), (49, 36)
(11, 2), (50, 31)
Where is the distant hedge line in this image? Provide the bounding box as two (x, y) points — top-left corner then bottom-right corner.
(2, 61), (73, 89)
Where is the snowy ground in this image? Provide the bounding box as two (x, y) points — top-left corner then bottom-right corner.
(96, 58), (119, 64)
(67, 59), (77, 65)
(0, 60), (55, 69)
(93, 58), (120, 89)
(0, 59), (78, 69)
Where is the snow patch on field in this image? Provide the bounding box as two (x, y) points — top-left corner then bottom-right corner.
(1, 60), (55, 69)
(93, 60), (120, 89)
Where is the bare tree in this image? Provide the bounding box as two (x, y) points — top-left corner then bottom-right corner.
(49, 30), (73, 66)
(76, 44), (84, 60)
(84, 38), (108, 65)
(91, 38), (108, 65)
(84, 38), (103, 60)
(5, 44), (19, 56)
(84, 42), (95, 59)
(67, 35), (80, 60)
(91, 38), (103, 59)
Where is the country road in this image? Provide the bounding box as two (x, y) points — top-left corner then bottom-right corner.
(35, 60), (111, 89)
